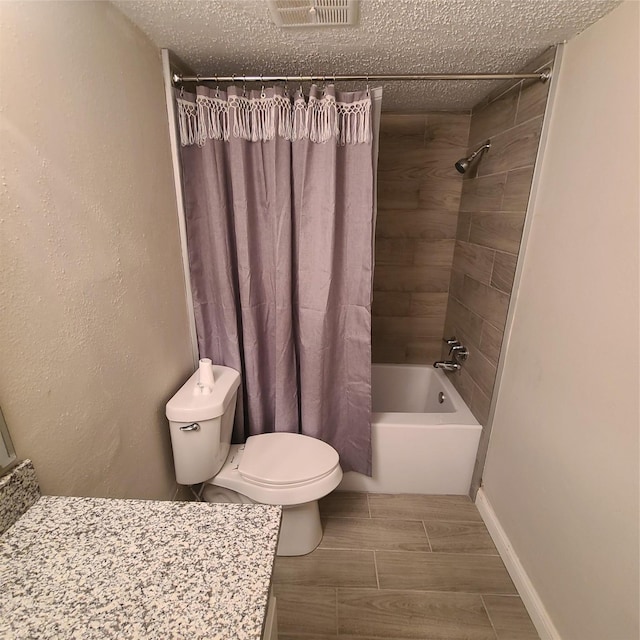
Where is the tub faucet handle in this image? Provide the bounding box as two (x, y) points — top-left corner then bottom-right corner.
(434, 360), (461, 371)
(444, 337), (459, 346)
(451, 345), (469, 362)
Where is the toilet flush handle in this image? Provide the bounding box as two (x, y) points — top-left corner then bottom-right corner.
(180, 423), (200, 432)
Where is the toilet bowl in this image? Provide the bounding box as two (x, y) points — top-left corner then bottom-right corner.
(166, 363), (343, 556)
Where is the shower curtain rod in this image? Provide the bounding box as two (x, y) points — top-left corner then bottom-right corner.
(172, 70), (552, 84)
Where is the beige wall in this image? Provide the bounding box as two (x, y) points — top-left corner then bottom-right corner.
(0, 2), (193, 499)
(482, 3), (639, 639)
(373, 113), (470, 363)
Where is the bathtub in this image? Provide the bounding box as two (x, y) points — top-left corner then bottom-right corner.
(339, 364), (481, 495)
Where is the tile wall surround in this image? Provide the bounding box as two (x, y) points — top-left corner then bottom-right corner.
(372, 50), (553, 495)
(371, 49), (554, 493)
(373, 112), (471, 364)
(442, 48), (556, 493)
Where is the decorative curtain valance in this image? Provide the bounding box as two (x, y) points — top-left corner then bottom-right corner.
(176, 84), (372, 148)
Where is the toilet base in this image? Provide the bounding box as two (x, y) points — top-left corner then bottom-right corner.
(202, 484), (323, 556)
(278, 501), (323, 556)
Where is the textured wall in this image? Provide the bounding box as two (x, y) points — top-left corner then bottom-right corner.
(373, 113), (470, 363)
(440, 50), (554, 492)
(0, 2), (193, 498)
(483, 4), (639, 637)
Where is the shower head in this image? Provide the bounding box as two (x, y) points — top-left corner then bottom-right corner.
(455, 141), (491, 174)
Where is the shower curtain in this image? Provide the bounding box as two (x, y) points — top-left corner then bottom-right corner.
(177, 84), (382, 475)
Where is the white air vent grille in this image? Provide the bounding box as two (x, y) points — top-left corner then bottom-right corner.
(267, 0), (359, 28)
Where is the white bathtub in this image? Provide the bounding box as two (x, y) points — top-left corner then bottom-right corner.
(339, 364), (481, 495)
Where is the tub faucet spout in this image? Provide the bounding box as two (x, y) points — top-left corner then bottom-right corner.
(433, 360), (461, 371)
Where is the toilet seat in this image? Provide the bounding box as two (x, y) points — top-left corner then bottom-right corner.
(239, 433), (340, 486)
(210, 434), (343, 506)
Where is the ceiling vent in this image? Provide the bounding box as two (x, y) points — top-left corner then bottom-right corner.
(267, 0), (359, 28)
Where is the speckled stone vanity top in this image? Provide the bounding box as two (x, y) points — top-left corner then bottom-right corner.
(1, 489), (281, 639)
(0, 460), (40, 535)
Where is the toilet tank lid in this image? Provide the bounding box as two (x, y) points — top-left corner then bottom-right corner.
(166, 365), (240, 422)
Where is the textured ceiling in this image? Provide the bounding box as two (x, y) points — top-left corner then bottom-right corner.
(114, 0), (621, 111)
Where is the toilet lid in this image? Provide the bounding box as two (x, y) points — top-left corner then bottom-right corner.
(239, 433), (340, 486)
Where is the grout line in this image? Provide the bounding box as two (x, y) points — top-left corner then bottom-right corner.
(460, 208), (531, 215)
(334, 587), (339, 637)
(317, 544), (453, 553)
(513, 82), (524, 135)
(422, 521), (433, 552)
(372, 587), (526, 597)
(468, 112), (543, 149)
(488, 251), (498, 291)
(374, 549), (510, 558)
(373, 550), (381, 590)
(496, 172), (508, 215)
(475, 78), (522, 111)
(430, 550), (502, 557)
(493, 246), (520, 260)
(477, 56), (553, 111)
(480, 594), (501, 640)
(322, 514), (372, 520)
(470, 162), (535, 181)
(449, 293), (508, 334)
(476, 163), (539, 180)
(368, 515), (485, 524)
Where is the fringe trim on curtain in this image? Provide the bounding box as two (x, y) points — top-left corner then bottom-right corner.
(177, 91), (371, 147)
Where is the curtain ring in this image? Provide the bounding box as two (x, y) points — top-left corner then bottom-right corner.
(179, 85), (184, 98)
(284, 76), (289, 97)
(366, 75), (370, 96)
(215, 74), (219, 97)
(196, 74), (201, 85)
(242, 74), (247, 96)
(299, 74), (303, 96)
(260, 74), (265, 99)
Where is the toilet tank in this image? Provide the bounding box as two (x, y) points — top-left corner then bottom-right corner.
(166, 365), (240, 485)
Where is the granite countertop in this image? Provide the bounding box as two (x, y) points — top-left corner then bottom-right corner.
(1, 477), (281, 640)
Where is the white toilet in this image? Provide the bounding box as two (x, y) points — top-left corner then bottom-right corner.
(166, 363), (343, 556)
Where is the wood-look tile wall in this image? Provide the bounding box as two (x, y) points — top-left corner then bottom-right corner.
(373, 113), (471, 363)
(441, 49), (556, 493)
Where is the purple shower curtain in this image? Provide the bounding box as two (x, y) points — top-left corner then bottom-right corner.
(178, 84), (379, 474)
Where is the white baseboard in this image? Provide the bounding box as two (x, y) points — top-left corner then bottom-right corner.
(475, 488), (562, 640)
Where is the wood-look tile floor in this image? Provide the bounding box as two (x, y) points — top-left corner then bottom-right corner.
(273, 492), (540, 640)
